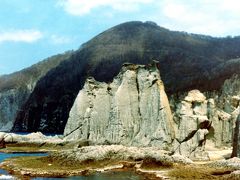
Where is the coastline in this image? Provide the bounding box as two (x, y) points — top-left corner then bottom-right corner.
(0, 144), (240, 179)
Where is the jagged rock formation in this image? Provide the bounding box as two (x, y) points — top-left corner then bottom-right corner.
(169, 75), (240, 158)
(64, 63), (175, 149)
(64, 62), (240, 159)
(0, 21), (238, 159)
(171, 90), (211, 159)
(206, 75), (240, 148)
(64, 63), (215, 159)
(12, 21), (240, 133)
(0, 52), (72, 131)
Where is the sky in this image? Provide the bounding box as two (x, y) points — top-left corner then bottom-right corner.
(1, 0), (240, 75)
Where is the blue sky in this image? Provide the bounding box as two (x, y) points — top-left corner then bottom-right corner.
(1, 0), (240, 75)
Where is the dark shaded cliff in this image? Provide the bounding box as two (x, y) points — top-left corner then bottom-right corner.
(0, 51), (72, 131)
(12, 21), (240, 133)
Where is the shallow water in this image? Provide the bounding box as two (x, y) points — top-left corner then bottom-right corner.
(0, 152), (143, 180)
(33, 171), (144, 180)
(0, 152), (47, 175)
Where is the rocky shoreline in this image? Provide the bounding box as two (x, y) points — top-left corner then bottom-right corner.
(0, 61), (238, 179)
(0, 143), (189, 179)
(0, 142), (240, 179)
(0, 158), (161, 179)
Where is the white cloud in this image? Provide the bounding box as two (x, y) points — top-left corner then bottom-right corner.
(0, 29), (43, 43)
(157, 0), (240, 36)
(50, 35), (71, 44)
(57, 0), (240, 36)
(58, 0), (153, 16)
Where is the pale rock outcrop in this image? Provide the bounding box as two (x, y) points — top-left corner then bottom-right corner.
(64, 63), (175, 149)
(170, 77), (239, 159)
(208, 75), (240, 148)
(64, 63), (213, 159)
(52, 145), (193, 165)
(172, 90), (211, 160)
(171, 75), (240, 153)
(64, 63), (239, 159)
(0, 132), (64, 144)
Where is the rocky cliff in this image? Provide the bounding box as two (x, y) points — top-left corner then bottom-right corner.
(64, 62), (175, 148)
(169, 75), (239, 158)
(64, 61), (240, 159)
(64, 62), (223, 159)
(207, 75), (240, 148)
(0, 52), (72, 131)
(0, 88), (29, 131)
(12, 21), (240, 133)
(171, 75), (240, 148)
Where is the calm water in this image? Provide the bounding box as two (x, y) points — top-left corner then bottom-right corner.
(33, 171), (144, 180)
(0, 152), (143, 180)
(0, 152), (48, 176)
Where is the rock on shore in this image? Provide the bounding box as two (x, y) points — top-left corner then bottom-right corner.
(63, 61), (240, 160)
(51, 145), (192, 165)
(0, 132), (63, 144)
(64, 62), (175, 148)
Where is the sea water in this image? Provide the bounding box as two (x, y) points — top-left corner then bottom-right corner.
(0, 153), (143, 180)
(33, 171), (144, 180)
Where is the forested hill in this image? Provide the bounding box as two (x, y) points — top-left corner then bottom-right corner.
(12, 21), (240, 133)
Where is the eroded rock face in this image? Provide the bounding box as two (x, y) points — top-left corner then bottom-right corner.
(207, 75), (240, 148)
(170, 76), (240, 159)
(64, 63), (239, 159)
(171, 90), (211, 160)
(64, 63), (214, 158)
(0, 88), (31, 131)
(169, 75), (240, 160)
(0, 52), (72, 131)
(64, 63), (175, 149)
(210, 75), (240, 147)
